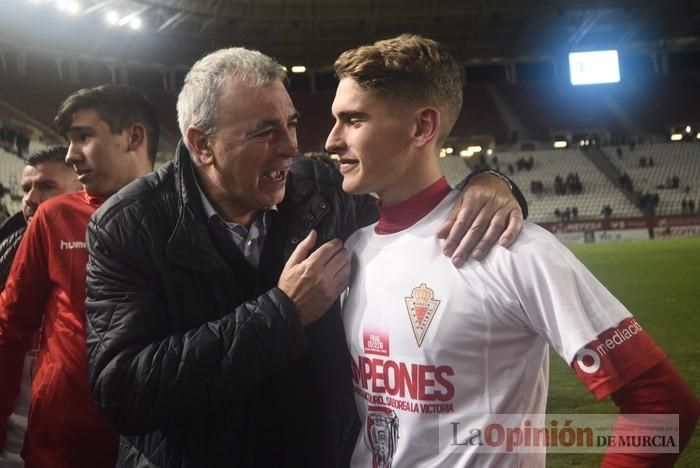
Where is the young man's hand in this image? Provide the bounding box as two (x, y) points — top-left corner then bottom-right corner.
(437, 173), (523, 265)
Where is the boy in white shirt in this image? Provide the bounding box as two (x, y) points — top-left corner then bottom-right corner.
(326, 34), (699, 467)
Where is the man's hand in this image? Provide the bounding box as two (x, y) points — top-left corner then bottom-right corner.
(278, 230), (351, 325)
(437, 173), (523, 265)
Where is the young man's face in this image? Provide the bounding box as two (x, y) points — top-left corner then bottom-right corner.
(65, 109), (143, 197)
(21, 161), (81, 222)
(200, 78), (299, 221)
(325, 78), (416, 203)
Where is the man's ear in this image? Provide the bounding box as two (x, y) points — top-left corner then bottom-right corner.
(413, 108), (440, 148)
(127, 123), (147, 152)
(185, 126), (214, 165)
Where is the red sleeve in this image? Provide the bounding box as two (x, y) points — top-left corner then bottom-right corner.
(602, 359), (700, 467)
(0, 209), (52, 449)
(571, 318), (666, 399)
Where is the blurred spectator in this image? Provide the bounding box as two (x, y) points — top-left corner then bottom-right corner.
(616, 147), (623, 159)
(639, 157), (647, 168)
(15, 131), (29, 158)
(682, 198), (688, 213)
(566, 172), (582, 194)
(648, 157), (654, 167)
(530, 180), (543, 195)
(601, 205), (613, 218)
(640, 192), (660, 215)
(619, 173), (633, 192)
(571, 206), (578, 219)
(507, 163), (514, 175)
(689, 199), (696, 214)
(554, 175), (565, 195)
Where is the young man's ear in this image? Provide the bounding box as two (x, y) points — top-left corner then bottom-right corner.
(413, 108), (440, 147)
(185, 126), (214, 165)
(126, 123), (147, 152)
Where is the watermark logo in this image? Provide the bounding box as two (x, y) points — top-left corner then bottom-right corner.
(439, 414), (679, 454)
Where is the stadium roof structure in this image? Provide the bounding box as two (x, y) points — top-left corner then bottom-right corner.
(1, 0), (699, 71)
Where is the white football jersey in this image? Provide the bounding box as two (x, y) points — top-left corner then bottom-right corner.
(342, 191), (663, 467)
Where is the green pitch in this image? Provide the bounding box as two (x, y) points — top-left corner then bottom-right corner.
(546, 237), (700, 467)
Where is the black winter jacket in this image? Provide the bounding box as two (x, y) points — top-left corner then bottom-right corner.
(85, 142), (378, 468)
(0, 211), (26, 291)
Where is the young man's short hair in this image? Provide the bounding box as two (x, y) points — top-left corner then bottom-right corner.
(25, 145), (68, 167)
(334, 34), (463, 144)
(54, 85), (160, 163)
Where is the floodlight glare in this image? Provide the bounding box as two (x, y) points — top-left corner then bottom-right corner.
(553, 141), (568, 148)
(460, 150), (474, 157)
(106, 11), (119, 25)
(445, 147), (454, 154)
(66, 1), (80, 15)
(568, 50), (620, 86)
(291, 66), (307, 73)
(467, 145), (482, 152)
(55, 0), (68, 10)
(670, 133), (683, 141)
(685, 125), (691, 133)
(130, 17), (142, 30)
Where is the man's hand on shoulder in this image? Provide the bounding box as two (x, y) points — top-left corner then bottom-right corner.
(437, 172), (524, 265)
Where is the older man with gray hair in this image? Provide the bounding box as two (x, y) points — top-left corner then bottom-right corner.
(85, 46), (526, 467)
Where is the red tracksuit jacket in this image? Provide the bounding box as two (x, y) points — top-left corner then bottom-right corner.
(0, 191), (117, 467)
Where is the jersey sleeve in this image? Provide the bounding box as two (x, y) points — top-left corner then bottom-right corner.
(0, 207), (52, 447)
(497, 225), (666, 399)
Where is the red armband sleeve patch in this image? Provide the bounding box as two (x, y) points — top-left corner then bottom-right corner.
(571, 317), (666, 399)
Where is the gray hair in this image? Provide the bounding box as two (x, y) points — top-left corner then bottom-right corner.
(177, 47), (287, 148)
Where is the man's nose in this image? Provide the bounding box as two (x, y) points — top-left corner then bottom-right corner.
(65, 144), (82, 166)
(325, 123), (344, 154)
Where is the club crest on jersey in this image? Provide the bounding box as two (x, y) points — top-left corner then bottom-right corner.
(365, 406), (400, 468)
(405, 283), (440, 347)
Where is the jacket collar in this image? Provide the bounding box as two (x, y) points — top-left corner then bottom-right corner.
(166, 140), (230, 272)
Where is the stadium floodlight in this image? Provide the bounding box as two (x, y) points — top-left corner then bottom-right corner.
(568, 50), (621, 86)
(553, 140), (568, 148)
(105, 10), (119, 25)
(670, 133), (683, 141)
(486, 149), (493, 155)
(460, 150), (474, 157)
(685, 125), (692, 133)
(291, 66), (307, 73)
(129, 17), (142, 30)
(466, 145), (482, 152)
(329, 154), (340, 160)
(696, 132), (700, 140)
(444, 147), (454, 155)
